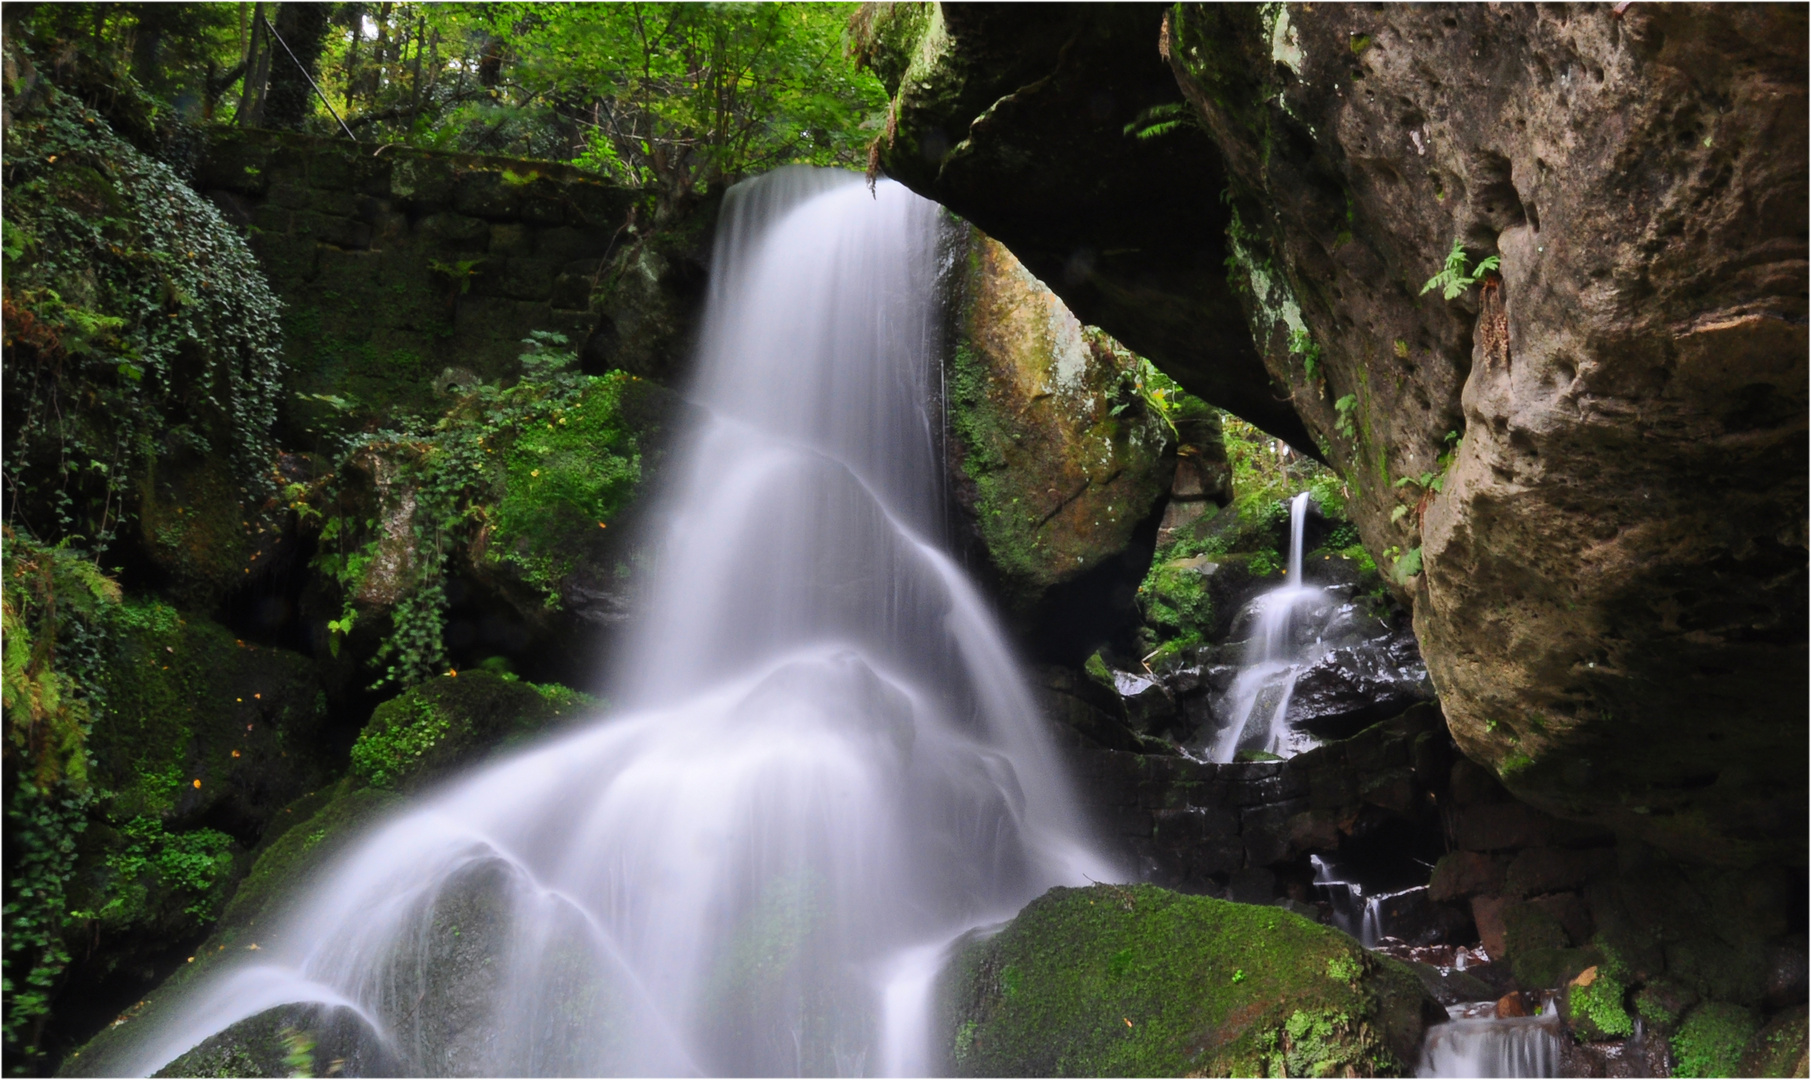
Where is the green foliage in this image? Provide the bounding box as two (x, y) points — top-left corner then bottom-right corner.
(2, 82), (284, 554)
(1391, 546), (1423, 583)
(80, 817), (236, 924)
(1333, 393), (1358, 439)
(1671, 1003), (1759, 1079)
(1122, 102), (1199, 141)
(1289, 327), (1322, 381)
(1566, 967), (1634, 1039)
(314, 335), (654, 687)
(1325, 955), (1362, 983)
(0, 535), (119, 1069)
(350, 694), (452, 789)
(1420, 238), (1501, 301)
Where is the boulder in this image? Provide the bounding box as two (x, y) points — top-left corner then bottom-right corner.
(935, 883), (1442, 1076)
(944, 228), (1175, 628)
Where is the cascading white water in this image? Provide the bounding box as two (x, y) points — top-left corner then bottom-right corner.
(100, 168), (1111, 1077)
(1208, 491), (1328, 761)
(1417, 1011), (1564, 1078)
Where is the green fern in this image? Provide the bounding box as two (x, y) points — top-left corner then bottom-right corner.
(1420, 238), (1500, 300)
(1123, 102), (1198, 141)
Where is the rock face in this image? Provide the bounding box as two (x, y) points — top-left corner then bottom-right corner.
(862, 2), (1808, 867)
(944, 227), (1175, 630)
(858, 3), (1312, 451)
(935, 883), (1441, 1077)
(195, 129), (709, 449)
(1167, 2), (1808, 867)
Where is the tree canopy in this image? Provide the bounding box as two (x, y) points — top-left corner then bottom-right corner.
(12, 2), (888, 213)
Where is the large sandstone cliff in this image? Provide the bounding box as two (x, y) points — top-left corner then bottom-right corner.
(860, 2), (1807, 865)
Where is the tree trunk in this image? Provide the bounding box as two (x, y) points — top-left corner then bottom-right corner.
(263, 2), (333, 130)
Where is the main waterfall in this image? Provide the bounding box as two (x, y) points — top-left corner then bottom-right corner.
(105, 170), (1110, 1077)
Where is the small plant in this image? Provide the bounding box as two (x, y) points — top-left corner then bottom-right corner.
(1334, 393), (1358, 438)
(1231, 968), (1247, 984)
(1289, 327), (1322, 380)
(1326, 955), (1362, 982)
(1123, 101), (1199, 141)
(1421, 238), (1500, 300)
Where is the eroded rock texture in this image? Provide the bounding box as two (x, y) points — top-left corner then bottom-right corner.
(944, 227), (1174, 639)
(860, 2), (1312, 450)
(1169, 3), (1807, 865)
(863, 2), (1808, 866)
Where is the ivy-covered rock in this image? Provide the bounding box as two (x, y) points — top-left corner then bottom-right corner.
(945, 227), (1174, 628)
(308, 335), (687, 687)
(936, 883), (1441, 1077)
(2, 65), (287, 608)
(348, 669), (589, 792)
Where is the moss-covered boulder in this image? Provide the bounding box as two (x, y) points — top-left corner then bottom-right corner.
(348, 669), (590, 792)
(947, 229), (1174, 618)
(937, 884), (1441, 1076)
(64, 601), (329, 970)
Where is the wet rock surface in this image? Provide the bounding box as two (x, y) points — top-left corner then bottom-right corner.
(942, 227), (1175, 635)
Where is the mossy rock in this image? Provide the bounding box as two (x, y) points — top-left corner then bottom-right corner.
(348, 670), (590, 791)
(945, 230), (1174, 615)
(154, 1003), (399, 1079)
(1672, 1001), (1762, 1079)
(1739, 1005), (1809, 1079)
(936, 883), (1441, 1076)
(59, 781), (404, 1078)
(61, 601), (332, 977)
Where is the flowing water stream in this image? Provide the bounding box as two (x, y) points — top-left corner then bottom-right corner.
(1209, 491), (1328, 762)
(101, 168), (1110, 1077)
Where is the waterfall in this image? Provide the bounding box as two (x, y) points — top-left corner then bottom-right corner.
(1208, 491), (1328, 761)
(1417, 1011), (1564, 1078)
(103, 169), (1111, 1077)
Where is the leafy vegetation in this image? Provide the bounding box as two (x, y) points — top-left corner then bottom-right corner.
(1420, 238), (1500, 301)
(16, 3), (887, 218)
(1671, 1002), (1759, 1079)
(312, 334), (659, 687)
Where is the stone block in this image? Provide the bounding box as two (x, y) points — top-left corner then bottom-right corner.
(1529, 892), (1592, 947)
(417, 213), (490, 254)
(1472, 895), (1507, 959)
(267, 175), (312, 210)
(309, 152), (356, 191)
(306, 187), (361, 218)
(521, 194), (568, 225)
(453, 171), (522, 220)
(1358, 766), (1417, 815)
(1241, 798), (1310, 867)
(535, 226), (606, 265)
(195, 140), (272, 195)
(390, 157), (454, 206)
(1285, 809), (1340, 853)
(1226, 866), (1275, 904)
(1449, 757), (1505, 804)
(294, 213), (371, 251)
(1151, 806), (1242, 879)
(488, 222), (533, 257)
(250, 204), (293, 236)
(564, 182), (633, 226)
(1307, 763), (1359, 812)
(1428, 850), (1504, 902)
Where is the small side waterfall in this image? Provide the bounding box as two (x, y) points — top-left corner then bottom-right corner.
(1418, 1010), (1564, 1078)
(1209, 491), (1328, 761)
(99, 169), (1111, 1077)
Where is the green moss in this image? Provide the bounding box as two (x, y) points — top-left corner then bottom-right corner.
(1671, 1002), (1760, 1079)
(938, 884), (1433, 1077)
(349, 670), (593, 791)
(491, 371), (647, 604)
(1565, 967), (1634, 1041)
